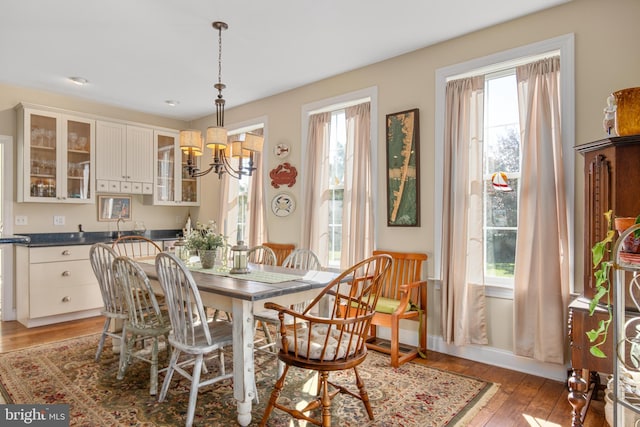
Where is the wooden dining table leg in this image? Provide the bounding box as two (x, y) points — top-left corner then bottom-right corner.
(233, 299), (257, 427)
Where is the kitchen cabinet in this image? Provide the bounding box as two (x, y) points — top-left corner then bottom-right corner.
(95, 121), (154, 194)
(16, 104), (95, 203)
(15, 244), (102, 327)
(146, 130), (199, 206)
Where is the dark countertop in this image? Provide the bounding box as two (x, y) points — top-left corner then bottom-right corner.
(0, 235), (31, 244)
(19, 229), (182, 247)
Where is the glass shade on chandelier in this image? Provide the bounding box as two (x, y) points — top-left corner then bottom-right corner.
(178, 21), (263, 180)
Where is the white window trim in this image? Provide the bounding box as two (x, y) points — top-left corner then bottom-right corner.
(1, 135), (15, 320)
(300, 86), (379, 243)
(433, 34), (575, 297)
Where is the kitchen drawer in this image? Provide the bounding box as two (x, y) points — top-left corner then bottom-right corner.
(30, 282), (102, 318)
(30, 245), (91, 263)
(30, 259), (96, 289)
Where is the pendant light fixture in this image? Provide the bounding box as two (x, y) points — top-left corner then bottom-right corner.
(180, 21), (263, 179)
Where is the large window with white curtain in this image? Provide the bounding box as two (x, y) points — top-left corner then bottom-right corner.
(223, 125), (263, 245)
(301, 87), (377, 269)
(434, 34), (575, 296)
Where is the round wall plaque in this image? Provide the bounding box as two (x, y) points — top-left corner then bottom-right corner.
(274, 143), (291, 158)
(271, 192), (296, 217)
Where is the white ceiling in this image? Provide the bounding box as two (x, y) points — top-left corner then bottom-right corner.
(0, 0), (568, 122)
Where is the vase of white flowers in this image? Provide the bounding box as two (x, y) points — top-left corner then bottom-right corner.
(184, 220), (225, 269)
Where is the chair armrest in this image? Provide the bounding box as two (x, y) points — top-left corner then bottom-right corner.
(393, 279), (427, 315)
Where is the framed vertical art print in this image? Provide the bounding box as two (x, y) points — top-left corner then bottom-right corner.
(386, 108), (420, 227)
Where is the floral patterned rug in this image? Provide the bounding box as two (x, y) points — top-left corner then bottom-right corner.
(0, 334), (498, 426)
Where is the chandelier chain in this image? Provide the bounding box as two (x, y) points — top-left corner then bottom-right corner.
(217, 25), (223, 86)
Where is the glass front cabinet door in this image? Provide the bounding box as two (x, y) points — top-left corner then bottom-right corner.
(151, 130), (199, 206)
(17, 105), (95, 203)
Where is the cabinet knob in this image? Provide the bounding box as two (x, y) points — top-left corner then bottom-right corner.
(62, 296), (70, 302)
(61, 250), (71, 256)
(62, 270), (71, 276)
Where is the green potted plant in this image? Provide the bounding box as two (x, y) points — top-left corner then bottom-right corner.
(184, 221), (225, 269)
(587, 210), (640, 357)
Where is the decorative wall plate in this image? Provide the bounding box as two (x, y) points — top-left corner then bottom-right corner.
(269, 162), (297, 188)
(271, 192), (296, 217)
(274, 143), (290, 158)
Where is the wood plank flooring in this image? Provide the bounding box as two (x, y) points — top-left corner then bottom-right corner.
(0, 317), (606, 426)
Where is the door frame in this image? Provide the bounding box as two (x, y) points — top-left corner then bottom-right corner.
(0, 135), (16, 321)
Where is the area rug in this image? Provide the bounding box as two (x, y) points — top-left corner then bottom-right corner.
(0, 334), (498, 426)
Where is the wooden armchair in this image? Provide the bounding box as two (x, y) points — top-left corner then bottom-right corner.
(259, 254), (392, 427)
(262, 242), (295, 266)
(367, 250), (428, 367)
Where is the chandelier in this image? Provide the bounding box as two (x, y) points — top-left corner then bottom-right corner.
(180, 21), (263, 180)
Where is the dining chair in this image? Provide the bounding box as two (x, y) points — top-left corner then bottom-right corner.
(247, 245), (277, 265)
(154, 252), (234, 427)
(112, 256), (171, 395)
(282, 248), (321, 270)
(259, 254), (392, 427)
(254, 248), (323, 354)
(262, 242), (295, 266)
(112, 235), (162, 259)
(112, 235), (168, 309)
(90, 243), (128, 362)
(368, 250), (428, 367)
(248, 244), (277, 354)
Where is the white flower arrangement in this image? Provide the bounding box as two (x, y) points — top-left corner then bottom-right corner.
(184, 220), (226, 252)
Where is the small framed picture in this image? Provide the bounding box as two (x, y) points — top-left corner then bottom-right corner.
(98, 195), (132, 221)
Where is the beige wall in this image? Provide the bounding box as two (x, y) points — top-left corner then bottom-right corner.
(1, 0), (638, 367)
(0, 84), (196, 234)
(192, 0), (640, 358)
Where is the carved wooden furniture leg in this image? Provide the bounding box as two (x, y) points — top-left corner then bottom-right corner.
(259, 365), (289, 427)
(354, 366), (374, 420)
(568, 369), (588, 427)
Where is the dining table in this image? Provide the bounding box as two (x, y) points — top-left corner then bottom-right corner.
(138, 259), (340, 426)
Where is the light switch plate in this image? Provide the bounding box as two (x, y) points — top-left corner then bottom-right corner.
(15, 215), (27, 225)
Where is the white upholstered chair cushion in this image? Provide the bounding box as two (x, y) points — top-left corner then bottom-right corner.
(284, 324), (358, 360)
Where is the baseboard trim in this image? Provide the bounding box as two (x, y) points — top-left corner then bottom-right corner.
(428, 335), (568, 382)
(374, 325), (568, 382)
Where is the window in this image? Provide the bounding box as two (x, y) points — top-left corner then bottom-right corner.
(483, 71), (520, 287)
(434, 34), (575, 296)
(223, 124), (264, 245)
(301, 87), (377, 269)
(327, 110), (346, 267)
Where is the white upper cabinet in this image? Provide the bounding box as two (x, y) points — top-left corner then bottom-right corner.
(16, 104), (95, 203)
(146, 130), (199, 206)
(95, 121), (153, 194)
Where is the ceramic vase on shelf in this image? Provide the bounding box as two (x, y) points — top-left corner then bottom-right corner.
(615, 217), (640, 264)
(198, 249), (217, 269)
(614, 87), (640, 136)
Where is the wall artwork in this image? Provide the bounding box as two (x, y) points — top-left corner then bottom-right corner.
(98, 195), (132, 221)
(386, 108), (420, 227)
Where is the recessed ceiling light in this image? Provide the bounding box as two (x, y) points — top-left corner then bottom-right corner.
(165, 100), (180, 107)
(69, 77), (89, 86)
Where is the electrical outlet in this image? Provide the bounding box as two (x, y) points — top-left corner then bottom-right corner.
(53, 215), (65, 226)
(15, 215), (27, 225)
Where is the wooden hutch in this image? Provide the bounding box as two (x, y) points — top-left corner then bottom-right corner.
(569, 135), (640, 426)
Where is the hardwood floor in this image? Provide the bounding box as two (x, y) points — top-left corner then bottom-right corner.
(0, 317), (606, 426)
